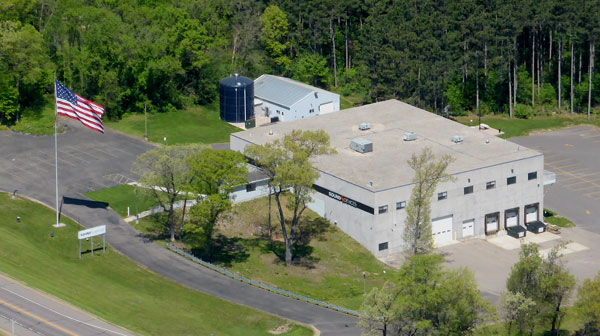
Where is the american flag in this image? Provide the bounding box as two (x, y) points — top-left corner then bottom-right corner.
(55, 80), (105, 133)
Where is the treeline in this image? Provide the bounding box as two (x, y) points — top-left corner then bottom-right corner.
(1, 0), (599, 124)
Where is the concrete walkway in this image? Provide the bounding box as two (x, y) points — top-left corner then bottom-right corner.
(0, 121), (360, 336)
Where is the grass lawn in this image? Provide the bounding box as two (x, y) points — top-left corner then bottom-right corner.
(455, 113), (600, 139)
(85, 184), (166, 218)
(7, 97), (60, 135)
(544, 209), (576, 228)
(0, 192), (312, 336)
(143, 195), (396, 311)
(106, 104), (241, 145)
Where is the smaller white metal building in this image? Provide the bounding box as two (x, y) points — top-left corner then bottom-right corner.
(254, 75), (340, 122)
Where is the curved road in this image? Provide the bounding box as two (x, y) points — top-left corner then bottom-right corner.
(0, 121), (360, 335)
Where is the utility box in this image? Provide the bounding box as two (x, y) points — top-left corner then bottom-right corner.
(452, 135), (464, 143)
(403, 132), (417, 141)
(350, 138), (373, 153)
(245, 118), (256, 129)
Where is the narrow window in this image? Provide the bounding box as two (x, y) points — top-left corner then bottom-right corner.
(528, 171), (537, 180)
(464, 186), (474, 195)
(507, 176), (517, 185)
(378, 242), (388, 251)
(378, 205), (388, 214)
(486, 181), (496, 190)
(438, 192), (447, 200)
(396, 201), (406, 210)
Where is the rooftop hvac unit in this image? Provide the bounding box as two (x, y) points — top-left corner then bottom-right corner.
(452, 135), (464, 143)
(359, 123), (371, 131)
(403, 132), (417, 141)
(350, 138), (373, 153)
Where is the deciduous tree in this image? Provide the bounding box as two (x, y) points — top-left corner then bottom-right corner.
(245, 129), (335, 266)
(131, 145), (201, 242)
(403, 147), (454, 255)
(184, 149), (247, 253)
(575, 272), (600, 335)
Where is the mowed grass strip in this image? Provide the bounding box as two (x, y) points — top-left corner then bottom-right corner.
(106, 104), (241, 145)
(0, 193), (312, 336)
(455, 113), (600, 139)
(85, 184), (165, 218)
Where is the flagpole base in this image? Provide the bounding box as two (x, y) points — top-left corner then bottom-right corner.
(53, 223), (66, 228)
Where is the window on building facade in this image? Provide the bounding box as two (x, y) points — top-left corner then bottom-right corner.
(486, 180), (496, 190)
(528, 171), (537, 180)
(396, 201), (406, 210)
(246, 183), (256, 192)
(464, 186), (474, 194)
(507, 176), (517, 185)
(378, 205), (388, 214)
(438, 191), (447, 200)
(378, 242), (388, 251)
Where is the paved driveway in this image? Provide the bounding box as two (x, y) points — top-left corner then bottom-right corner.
(0, 120), (360, 336)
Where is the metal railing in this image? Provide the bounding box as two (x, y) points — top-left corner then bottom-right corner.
(165, 244), (360, 316)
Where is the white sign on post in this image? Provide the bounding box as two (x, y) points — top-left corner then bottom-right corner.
(78, 225), (106, 240)
(78, 225), (106, 259)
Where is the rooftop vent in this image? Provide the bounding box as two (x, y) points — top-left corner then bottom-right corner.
(451, 135), (464, 143)
(359, 122), (371, 131)
(350, 138), (373, 153)
(403, 132), (417, 141)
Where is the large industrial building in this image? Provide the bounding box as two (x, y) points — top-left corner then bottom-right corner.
(254, 74), (340, 122)
(230, 100), (550, 257)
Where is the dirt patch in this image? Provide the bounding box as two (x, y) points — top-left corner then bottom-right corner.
(269, 324), (291, 335)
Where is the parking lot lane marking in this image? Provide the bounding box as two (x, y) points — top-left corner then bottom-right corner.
(573, 185), (600, 192)
(581, 133), (600, 138)
(566, 179), (600, 188)
(89, 146), (119, 159)
(545, 158), (571, 165)
(564, 144), (574, 147)
(553, 163), (578, 170)
(0, 298), (79, 336)
(545, 163), (600, 191)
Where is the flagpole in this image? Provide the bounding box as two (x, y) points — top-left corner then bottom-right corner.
(54, 75), (60, 227)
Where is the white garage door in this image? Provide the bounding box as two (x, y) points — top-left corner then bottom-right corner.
(506, 209), (519, 228)
(319, 102), (335, 114)
(432, 215), (453, 246)
(525, 205), (538, 222)
(486, 214), (499, 234)
(462, 219), (474, 238)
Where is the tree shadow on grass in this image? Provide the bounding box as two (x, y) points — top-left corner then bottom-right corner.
(192, 234), (250, 267)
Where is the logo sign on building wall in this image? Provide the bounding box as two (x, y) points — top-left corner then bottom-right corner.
(313, 184), (374, 214)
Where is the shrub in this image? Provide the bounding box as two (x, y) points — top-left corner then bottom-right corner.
(514, 104), (533, 119)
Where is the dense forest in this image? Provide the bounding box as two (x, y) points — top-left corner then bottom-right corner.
(1, 0), (599, 124)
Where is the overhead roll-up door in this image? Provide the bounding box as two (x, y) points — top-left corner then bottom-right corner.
(462, 219), (474, 238)
(485, 212), (499, 235)
(505, 208), (519, 228)
(432, 215), (453, 246)
(525, 203), (539, 223)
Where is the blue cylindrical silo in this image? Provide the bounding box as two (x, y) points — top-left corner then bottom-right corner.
(219, 74), (254, 123)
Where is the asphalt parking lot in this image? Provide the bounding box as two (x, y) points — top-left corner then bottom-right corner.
(512, 125), (600, 233)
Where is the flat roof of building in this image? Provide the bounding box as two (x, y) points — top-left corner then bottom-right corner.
(254, 74), (338, 108)
(232, 100), (542, 192)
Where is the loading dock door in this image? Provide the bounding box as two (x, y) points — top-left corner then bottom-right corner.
(432, 215), (453, 245)
(462, 219), (474, 238)
(525, 204), (539, 223)
(485, 212), (499, 235)
(319, 102), (335, 114)
(505, 208), (519, 228)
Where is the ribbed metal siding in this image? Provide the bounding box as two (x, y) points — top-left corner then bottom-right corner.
(219, 74), (254, 123)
